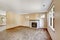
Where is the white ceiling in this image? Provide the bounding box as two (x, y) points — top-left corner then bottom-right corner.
(0, 0), (52, 14)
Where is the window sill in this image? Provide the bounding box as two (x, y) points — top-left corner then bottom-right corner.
(50, 26), (55, 32)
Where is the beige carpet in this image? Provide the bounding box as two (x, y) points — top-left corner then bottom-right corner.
(0, 27), (52, 40)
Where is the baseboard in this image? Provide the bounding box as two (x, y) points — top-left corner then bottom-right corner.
(6, 25), (47, 30)
(6, 25), (28, 30)
(46, 28), (52, 40)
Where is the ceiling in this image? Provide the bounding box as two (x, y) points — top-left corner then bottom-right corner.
(0, 0), (52, 14)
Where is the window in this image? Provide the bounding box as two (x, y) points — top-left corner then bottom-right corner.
(48, 6), (55, 31)
(0, 10), (6, 25)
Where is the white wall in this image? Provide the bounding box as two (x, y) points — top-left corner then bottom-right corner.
(40, 18), (44, 28)
(6, 12), (24, 29)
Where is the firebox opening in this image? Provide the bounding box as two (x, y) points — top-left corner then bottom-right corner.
(32, 22), (37, 28)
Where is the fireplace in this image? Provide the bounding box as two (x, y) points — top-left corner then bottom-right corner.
(29, 20), (40, 28)
(32, 22), (37, 28)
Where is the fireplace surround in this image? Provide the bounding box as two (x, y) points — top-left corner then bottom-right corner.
(29, 20), (40, 28)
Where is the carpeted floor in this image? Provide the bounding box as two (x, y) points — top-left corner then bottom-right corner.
(0, 26), (52, 40)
